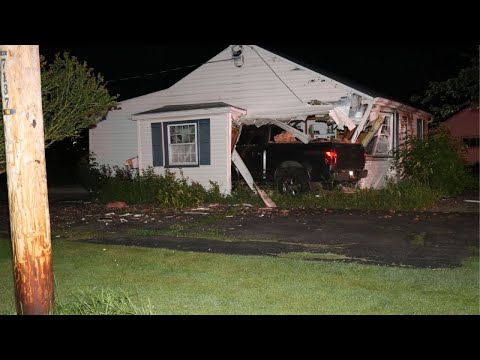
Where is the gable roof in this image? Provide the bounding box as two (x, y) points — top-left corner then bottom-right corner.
(256, 44), (380, 98)
(120, 45), (431, 122)
(167, 45), (373, 101)
(256, 44), (431, 109)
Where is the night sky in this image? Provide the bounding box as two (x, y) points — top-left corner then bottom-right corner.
(39, 44), (477, 105)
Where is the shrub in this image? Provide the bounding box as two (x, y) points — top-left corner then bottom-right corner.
(156, 170), (207, 208)
(75, 152), (112, 195)
(55, 288), (153, 315)
(393, 126), (473, 196)
(77, 156), (266, 207)
(271, 179), (441, 211)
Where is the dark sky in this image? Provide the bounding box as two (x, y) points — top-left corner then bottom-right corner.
(39, 44), (477, 105)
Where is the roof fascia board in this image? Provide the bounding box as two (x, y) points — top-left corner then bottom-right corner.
(374, 97), (433, 118)
(132, 106), (246, 121)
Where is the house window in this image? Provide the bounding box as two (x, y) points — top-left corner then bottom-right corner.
(417, 119), (424, 140)
(167, 123), (198, 166)
(366, 114), (394, 157)
(464, 138), (480, 147)
(151, 119), (210, 168)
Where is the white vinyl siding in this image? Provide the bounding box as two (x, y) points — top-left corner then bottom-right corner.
(137, 110), (236, 194)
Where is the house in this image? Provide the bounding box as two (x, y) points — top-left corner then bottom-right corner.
(90, 45), (432, 194)
(443, 107), (479, 166)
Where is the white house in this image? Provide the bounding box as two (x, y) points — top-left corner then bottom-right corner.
(90, 45), (432, 194)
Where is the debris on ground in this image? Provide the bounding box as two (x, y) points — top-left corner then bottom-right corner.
(106, 202), (128, 209)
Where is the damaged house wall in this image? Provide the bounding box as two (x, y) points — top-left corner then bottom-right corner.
(357, 98), (432, 189)
(91, 45), (372, 173)
(90, 44), (431, 194)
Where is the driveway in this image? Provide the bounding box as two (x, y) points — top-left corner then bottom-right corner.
(1, 199), (477, 269)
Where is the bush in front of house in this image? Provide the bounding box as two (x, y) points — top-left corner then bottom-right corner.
(76, 152), (114, 195)
(155, 170), (262, 208)
(155, 170), (210, 208)
(272, 179), (441, 211)
(393, 126), (474, 196)
(76, 153), (263, 207)
(84, 164), (224, 207)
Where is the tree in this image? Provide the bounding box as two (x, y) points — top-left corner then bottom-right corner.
(0, 52), (117, 174)
(411, 50), (479, 122)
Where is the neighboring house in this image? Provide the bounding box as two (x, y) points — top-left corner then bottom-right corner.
(443, 107), (480, 166)
(90, 45), (432, 194)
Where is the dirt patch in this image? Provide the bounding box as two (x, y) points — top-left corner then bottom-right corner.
(0, 195), (478, 269)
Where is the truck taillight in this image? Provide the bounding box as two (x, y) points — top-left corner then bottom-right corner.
(324, 150), (337, 166)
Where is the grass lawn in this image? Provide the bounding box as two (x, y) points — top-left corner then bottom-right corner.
(0, 238), (478, 315)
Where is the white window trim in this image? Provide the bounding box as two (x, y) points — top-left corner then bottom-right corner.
(167, 122), (198, 166)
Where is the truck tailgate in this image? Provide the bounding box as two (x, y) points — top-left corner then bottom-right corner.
(331, 143), (365, 170)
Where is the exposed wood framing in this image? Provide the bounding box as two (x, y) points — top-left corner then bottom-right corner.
(351, 100), (374, 143)
(231, 149), (276, 208)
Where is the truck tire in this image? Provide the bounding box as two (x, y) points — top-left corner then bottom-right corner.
(275, 168), (310, 196)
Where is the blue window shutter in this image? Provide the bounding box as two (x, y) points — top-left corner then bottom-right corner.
(199, 119), (211, 165)
(151, 123), (163, 167)
(163, 123), (169, 167)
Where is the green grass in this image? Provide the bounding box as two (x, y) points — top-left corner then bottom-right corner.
(55, 288), (153, 315)
(0, 238), (478, 315)
(278, 252), (350, 261)
(411, 233), (427, 247)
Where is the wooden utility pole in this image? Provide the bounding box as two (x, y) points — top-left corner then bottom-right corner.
(0, 45), (54, 314)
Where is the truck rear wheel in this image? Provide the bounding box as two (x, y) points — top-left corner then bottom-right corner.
(275, 168), (310, 196)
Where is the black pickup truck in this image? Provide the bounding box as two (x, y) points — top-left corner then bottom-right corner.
(235, 124), (368, 194)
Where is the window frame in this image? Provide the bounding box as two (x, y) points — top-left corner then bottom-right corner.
(417, 118), (424, 140)
(166, 121), (199, 167)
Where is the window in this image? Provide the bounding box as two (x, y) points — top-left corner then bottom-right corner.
(151, 119), (210, 168)
(417, 119), (424, 140)
(464, 138), (480, 147)
(167, 123), (198, 166)
(366, 114), (394, 157)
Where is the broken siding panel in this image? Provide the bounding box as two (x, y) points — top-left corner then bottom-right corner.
(358, 157), (397, 190)
(138, 113), (231, 194)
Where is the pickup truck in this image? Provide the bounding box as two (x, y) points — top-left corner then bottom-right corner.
(235, 124), (368, 194)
